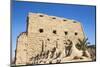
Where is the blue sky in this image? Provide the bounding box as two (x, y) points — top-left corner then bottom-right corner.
(12, 1), (96, 57)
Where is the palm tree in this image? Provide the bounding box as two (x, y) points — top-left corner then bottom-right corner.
(76, 38), (90, 57)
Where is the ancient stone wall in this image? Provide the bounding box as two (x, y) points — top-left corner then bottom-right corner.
(15, 12), (91, 65)
(15, 32), (27, 65)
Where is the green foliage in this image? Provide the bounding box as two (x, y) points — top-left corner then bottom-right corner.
(76, 38), (90, 51)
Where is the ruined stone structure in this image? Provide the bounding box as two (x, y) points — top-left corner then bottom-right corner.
(15, 12), (91, 65)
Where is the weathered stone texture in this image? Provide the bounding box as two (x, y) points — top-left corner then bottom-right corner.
(15, 12), (91, 65)
(15, 32), (27, 65)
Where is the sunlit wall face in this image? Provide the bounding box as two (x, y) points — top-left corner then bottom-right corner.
(11, 0), (96, 66)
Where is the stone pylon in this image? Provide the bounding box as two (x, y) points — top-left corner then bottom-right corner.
(15, 12), (91, 65)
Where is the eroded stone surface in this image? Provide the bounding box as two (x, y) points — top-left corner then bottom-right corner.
(15, 12), (91, 65)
